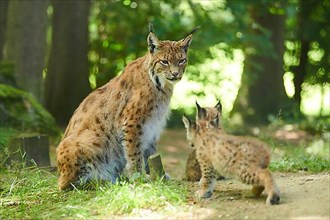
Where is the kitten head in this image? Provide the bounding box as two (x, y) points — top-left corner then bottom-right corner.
(147, 24), (199, 88)
(195, 101), (222, 128)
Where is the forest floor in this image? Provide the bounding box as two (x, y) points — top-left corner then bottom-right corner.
(151, 131), (330, 219)
(151, 129), (330, 220)
(2, 128), (329, 219)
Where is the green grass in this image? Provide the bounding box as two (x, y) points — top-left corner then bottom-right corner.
(269, 144), (330, 173)
(270, 153), (330, 173)
(0, 168), (188, 219)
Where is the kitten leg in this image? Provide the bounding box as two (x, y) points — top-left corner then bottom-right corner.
(251, 185), (265, 197)
(196, 162), (216, 199)
(258, 169), (280, 205)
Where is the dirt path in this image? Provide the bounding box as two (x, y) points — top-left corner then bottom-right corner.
(157, 129), (330, 220)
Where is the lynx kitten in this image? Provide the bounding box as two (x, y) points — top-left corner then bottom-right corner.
(182, 102), (280, 205)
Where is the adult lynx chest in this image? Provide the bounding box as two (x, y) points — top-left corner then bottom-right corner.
(141, 101), (170, 150)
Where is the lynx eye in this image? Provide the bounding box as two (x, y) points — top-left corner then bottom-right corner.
(160, 60), (169, 66)
(179, 58), (186, 65)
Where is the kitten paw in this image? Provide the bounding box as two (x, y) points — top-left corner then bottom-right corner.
(196, 190), (213, 199)
(266, 193), (280, 205)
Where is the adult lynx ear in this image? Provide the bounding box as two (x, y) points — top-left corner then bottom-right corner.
(178, 26), (199, 53)
(147, 23), (159, 53)
(147, 32), (159, 53)
(196, 101), (206, 120)
(214, 100), (222, 113)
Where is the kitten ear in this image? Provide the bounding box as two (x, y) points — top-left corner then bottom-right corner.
(196, 101), (206, 120)
(210, 114), (220, 127)
(182, 115), (191, 129)
(182, 115), (196, 130)
(214, 100), (222, 113)
(178, 26), (199, 53)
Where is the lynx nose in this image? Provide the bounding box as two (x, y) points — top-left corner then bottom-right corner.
(172, 72), (179, 77)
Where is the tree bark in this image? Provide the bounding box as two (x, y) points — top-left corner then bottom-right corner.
(45, 0), (91, 126)
(231, 5), (288, 125)
(5, 0), (48, 101)
(292, 0), (318, 107)
(0, 0), (9, 60)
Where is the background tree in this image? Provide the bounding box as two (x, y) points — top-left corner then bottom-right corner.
(227, 1), (289, 125)
(45, 0), (91, 126)
(4, 0), (49, 101)
(286, 0), (330, 111)
(0, 0), (9, 60)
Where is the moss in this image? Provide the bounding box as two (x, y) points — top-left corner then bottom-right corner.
(0, 84), (61, 143)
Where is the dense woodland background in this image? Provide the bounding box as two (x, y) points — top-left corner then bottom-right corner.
(0, 0), (329, 140)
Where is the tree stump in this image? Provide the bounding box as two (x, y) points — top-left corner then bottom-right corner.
(147, 153), (165, 181)
(8, 135), (50, 167)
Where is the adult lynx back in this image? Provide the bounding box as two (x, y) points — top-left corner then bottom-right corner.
(56, 24), (198, 190)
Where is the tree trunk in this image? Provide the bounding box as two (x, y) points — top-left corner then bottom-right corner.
(292, 0), (318, 107)
(45, 0), (91, 126)
(231, 5), (288, 126)
(5, 0), (48, 101)
(0, 0), (9, 60)
(293, 41), (309, 105)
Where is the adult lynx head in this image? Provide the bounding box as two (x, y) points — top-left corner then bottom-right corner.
(147, 23), (199, 89)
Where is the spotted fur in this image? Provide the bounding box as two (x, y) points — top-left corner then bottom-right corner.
(182, 102), (280, 205)
(186, 101), (223, 181)
(56, 25), (197, 190)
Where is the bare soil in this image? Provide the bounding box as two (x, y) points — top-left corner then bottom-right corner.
(157, 129), (330, 220)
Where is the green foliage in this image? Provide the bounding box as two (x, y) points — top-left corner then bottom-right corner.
(299, 116), (330, 135)
(286, 0), (330, 86)
(0, 61), (16, 87)
(0, 83), (61, 155)
(0, 84), (60, 136)
(89, 0), (183, 87)
(0, 168), (188, 219)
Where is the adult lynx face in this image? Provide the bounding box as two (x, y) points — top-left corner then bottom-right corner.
(147, 26), (198, 89)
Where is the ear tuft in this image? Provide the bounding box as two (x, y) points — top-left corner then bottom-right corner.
(196, 101), (206, 120)
(186, 26), (200, 36)
(179, 26), (199, 53)
(215, 100), (222, 112)
(148, 22), (154, 33)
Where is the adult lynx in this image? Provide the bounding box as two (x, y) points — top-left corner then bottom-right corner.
(56, 24), (198, 190)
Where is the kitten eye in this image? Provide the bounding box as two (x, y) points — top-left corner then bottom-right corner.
(160, 60), (169, 66)
(179, 58), (186, 65)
